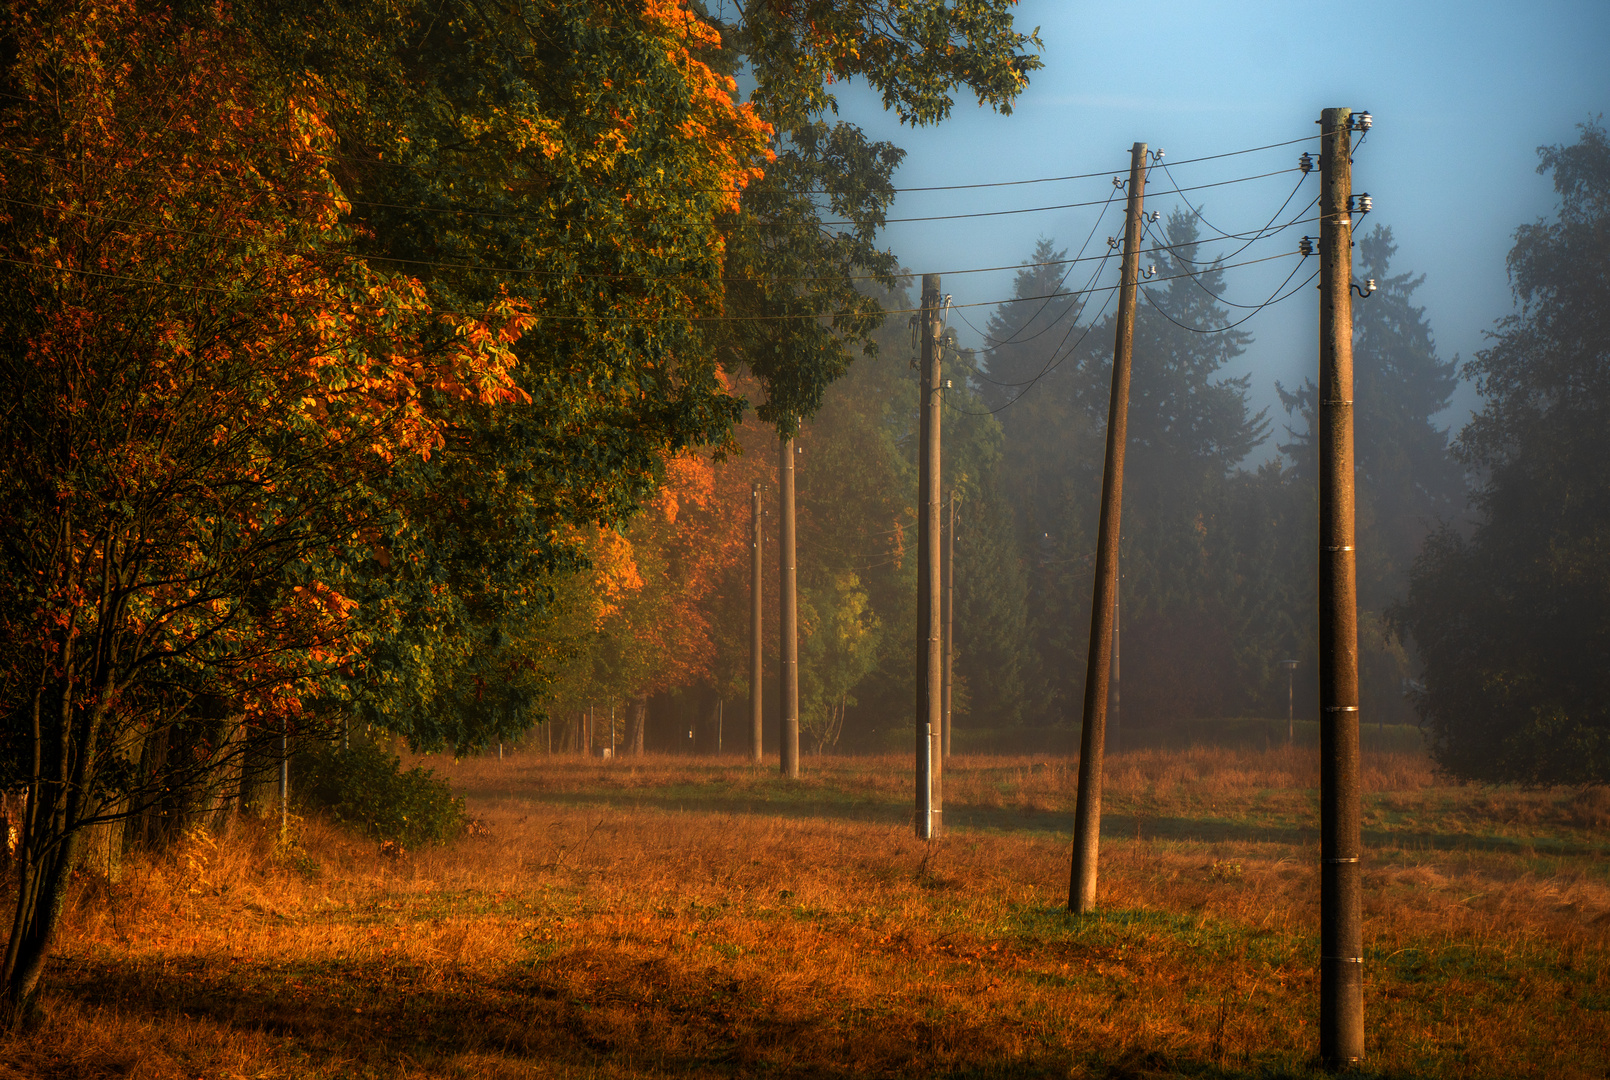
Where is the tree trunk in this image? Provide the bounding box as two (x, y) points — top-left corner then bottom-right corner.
(625, 695), (647, 756)
(1, 825), (79, 1027)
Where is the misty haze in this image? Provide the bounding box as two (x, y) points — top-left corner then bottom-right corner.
(0, 1), (1605, 1077)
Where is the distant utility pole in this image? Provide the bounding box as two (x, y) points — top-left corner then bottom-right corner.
(279, 720), (289, 841)
(941, 489), (956, 761)
(1068, 141), (1146, 913)
(915, 274), (944, 839)
(1318, 105), (1365, 1068)
(1282, 659), (1299, 745)
(779, 432), (799, 779)
(750, 481), (764, 764)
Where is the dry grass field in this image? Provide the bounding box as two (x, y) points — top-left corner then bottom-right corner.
(2, 745), (1607, 1079)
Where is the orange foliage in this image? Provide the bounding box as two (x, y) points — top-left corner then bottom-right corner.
(568, 401), (776, 701)
(641, 0), (775, 216)
(0, 0), (535, 725)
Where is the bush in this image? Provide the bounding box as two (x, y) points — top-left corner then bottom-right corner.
(295, 738), (466, 846)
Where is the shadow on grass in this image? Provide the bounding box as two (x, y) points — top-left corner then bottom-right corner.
(517, 788), (1610, 860)
(43, 950), (1287, 1079)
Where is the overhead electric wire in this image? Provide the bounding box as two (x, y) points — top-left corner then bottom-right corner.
(1140, 258), (1317, 335)
(951, 184), (1120, 356)
(3, 246), (1306, 323)
(6, 171), (1307, 293)
(1141, 212), (1314, 310)
(1154, 133), (1318, 169)
(1151, 166), (1315, 257)
(944, 285), (1118, 417)
(950, 167), (1312, 358)
(1154, 159), (1312, 247)
(823, 167), (1302, 228)
(0, 128), (1322, 229)
(961, 246), (1116, 374)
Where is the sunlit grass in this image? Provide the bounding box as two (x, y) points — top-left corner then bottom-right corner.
(3, 746), (1606, 1078)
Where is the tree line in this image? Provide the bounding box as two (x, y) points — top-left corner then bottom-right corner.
(0, 0), (1039, 1021)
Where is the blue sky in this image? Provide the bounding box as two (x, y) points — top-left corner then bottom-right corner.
(826, 0), (1610, 456)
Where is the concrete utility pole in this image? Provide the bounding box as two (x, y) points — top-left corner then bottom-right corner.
(1318, 106), (1365, 1067)
(750, 481), (764, 764)
(1069, 141), (1146, 913)
(779, 434), (799, 778)
(941, 490), (956, 761)
(915, 274), (944, 839)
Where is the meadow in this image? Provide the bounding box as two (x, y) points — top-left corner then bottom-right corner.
(2, 745), (1606, 1079)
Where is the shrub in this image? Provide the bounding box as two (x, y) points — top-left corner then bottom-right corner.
(295, 738), (466, 847)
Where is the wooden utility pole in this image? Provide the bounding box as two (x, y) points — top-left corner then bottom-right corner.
(750, 481), (764, 763)
(1068, 141), (1146, 913)
(1110, 582), (1120, 754)
(779, 433), (799, 778)
(915, 274), (943, 839)
(1318, 105), (1365, 1067)
(1283, 659), (1299, 745)
(279, 721), (288, 841)
(941, 490), (956, 760)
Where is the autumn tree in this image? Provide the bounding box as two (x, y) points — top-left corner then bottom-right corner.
(203, 0), (778, 753)
(698, 1), (1043, 431)
(0, 0), (540, 1020)
(0, 0), (774, 1021)
(269, 0), (1041, 749)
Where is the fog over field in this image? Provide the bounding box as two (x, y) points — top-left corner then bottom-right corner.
(2, 1), (1606, 1075)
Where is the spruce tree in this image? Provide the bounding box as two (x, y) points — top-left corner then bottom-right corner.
(1397, 123), (1610, 784)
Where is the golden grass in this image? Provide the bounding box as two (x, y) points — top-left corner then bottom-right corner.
(2, 746), (1607, 1078)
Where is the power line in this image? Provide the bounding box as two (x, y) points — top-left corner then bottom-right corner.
(821, 167), (1303, 228)
(954, 179), (1315, 356)
(1157, 133), (1318, 169)
(945, 287), (1117, 416)
(948, 243), (1316, 416)
(1142, 206), (1314, 309)
(951, 186), (1121, 356)
(1140, 259), (1317, 335)
(6, 184), (1309, 291)
(0, 130), (1321, 226)
(3, 247), (1306, 322)
(1154, 160), (1313, 248)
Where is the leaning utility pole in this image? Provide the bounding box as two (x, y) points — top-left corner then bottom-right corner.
(1318, 105), (1365, 1068)
(779, 433), (799, 779)
(750, 481), (764, 764)
(1068, 141), (1146, 913)
(941, 490), (956, 761)
(915, 275), (944, 838)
